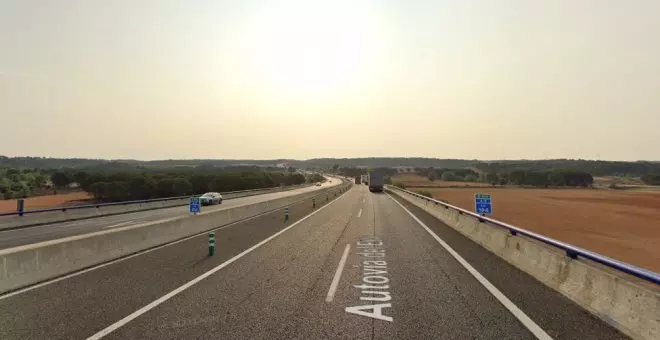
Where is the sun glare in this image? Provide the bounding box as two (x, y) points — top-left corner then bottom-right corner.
(242, 2), (388, 100)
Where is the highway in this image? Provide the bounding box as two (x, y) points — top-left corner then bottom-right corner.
(0, 180), (338, 250)
(0, 184), (627, 339)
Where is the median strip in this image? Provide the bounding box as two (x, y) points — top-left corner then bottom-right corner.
(0, 182), (348, 296)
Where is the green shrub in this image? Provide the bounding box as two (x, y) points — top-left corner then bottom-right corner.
(440, 172), (462, 181)
(641, 173), (660, 185)
(417, 190), (433, 198)
(392, 181), (407, 189)
(464, 174), (479, 182)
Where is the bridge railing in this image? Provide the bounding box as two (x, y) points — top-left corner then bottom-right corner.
(387, 185), (660, 286)
(0, 185), (307, 217)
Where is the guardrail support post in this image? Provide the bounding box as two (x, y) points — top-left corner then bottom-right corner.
(208, 232), (215, 256)
(566, 249), (578, 259)
(285, 207), (289, 222)
(17, 199), (24, 216)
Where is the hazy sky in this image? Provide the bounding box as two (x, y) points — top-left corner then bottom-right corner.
(1, 0), (659, 161)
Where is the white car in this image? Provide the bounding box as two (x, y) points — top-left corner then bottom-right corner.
(315, 182), (322, 186)
(199, 192), (223, 205)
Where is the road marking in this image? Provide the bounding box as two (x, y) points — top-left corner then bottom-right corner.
(387, 194), (553, 340)
(326, 244), (351, 303)
(345, 236), (393, 322)
(50, 218), (110, 228)
(85, 191), (346, 340)
(101, 221), (136, 230)
(357, 208), (362, 218)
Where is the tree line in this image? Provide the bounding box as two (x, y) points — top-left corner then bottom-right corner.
(420, 167), (594, 187)
(3, 156), (660, 178)
(426, 168), (480, 182)
(641, 174), (660, 185)
(313, 158), (476, 169)
(474, 160), (660, 177)
(334, 167), (400, 178)
(0, 167), (51, 199)
(1, 166), (310, 202)
(472, 170), (594, 187)
(494, 170), (593, 187)
(67, 170), (307, 201)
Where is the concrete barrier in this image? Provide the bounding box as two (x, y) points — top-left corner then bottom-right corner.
(388, 187), (660, 340)
(0, 185), (309, 231)
(0, 182), (350, 294)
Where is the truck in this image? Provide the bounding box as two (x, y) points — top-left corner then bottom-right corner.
(355, 176), (361, 184)
(368, 170), (384, 192)
(361, 174), (368, 185)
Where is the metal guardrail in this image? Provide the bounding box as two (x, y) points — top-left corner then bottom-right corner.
(387, 185), (660, 286)
(0, 185), (306, 217)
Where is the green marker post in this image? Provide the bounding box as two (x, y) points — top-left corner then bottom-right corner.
(208, 232), (215, 256)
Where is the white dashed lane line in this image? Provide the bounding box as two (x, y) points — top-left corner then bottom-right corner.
(326, 244), (351, 303)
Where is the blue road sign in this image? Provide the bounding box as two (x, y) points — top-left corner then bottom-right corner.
(474, 193), (492, 215)
(189, 197), (201, 214)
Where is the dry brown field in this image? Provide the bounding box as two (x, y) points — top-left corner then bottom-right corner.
(0, 191), (92, 213)
(416, 187), (660, 273)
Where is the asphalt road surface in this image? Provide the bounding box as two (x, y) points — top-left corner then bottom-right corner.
(0, 180), (339, 250)
(0, 184), (627, 340)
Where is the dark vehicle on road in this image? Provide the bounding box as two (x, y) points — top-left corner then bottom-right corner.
(199, 192), (223, 205)
(368, 170), (384, 192)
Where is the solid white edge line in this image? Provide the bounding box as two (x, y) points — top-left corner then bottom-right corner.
(357, 208), (362, 218)
(386, 193), (553, 340)
(86, 189), (347, 340)
(325, 244), (351, 303)
(101, 220), (136, 230)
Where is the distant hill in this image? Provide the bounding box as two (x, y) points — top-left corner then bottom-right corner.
(0, 156), (295, 170)
(0, 156), (475, 169)
(1, 156), (659, 177)
(0, 156), (108, 169)
(303, 157), (478, 169)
